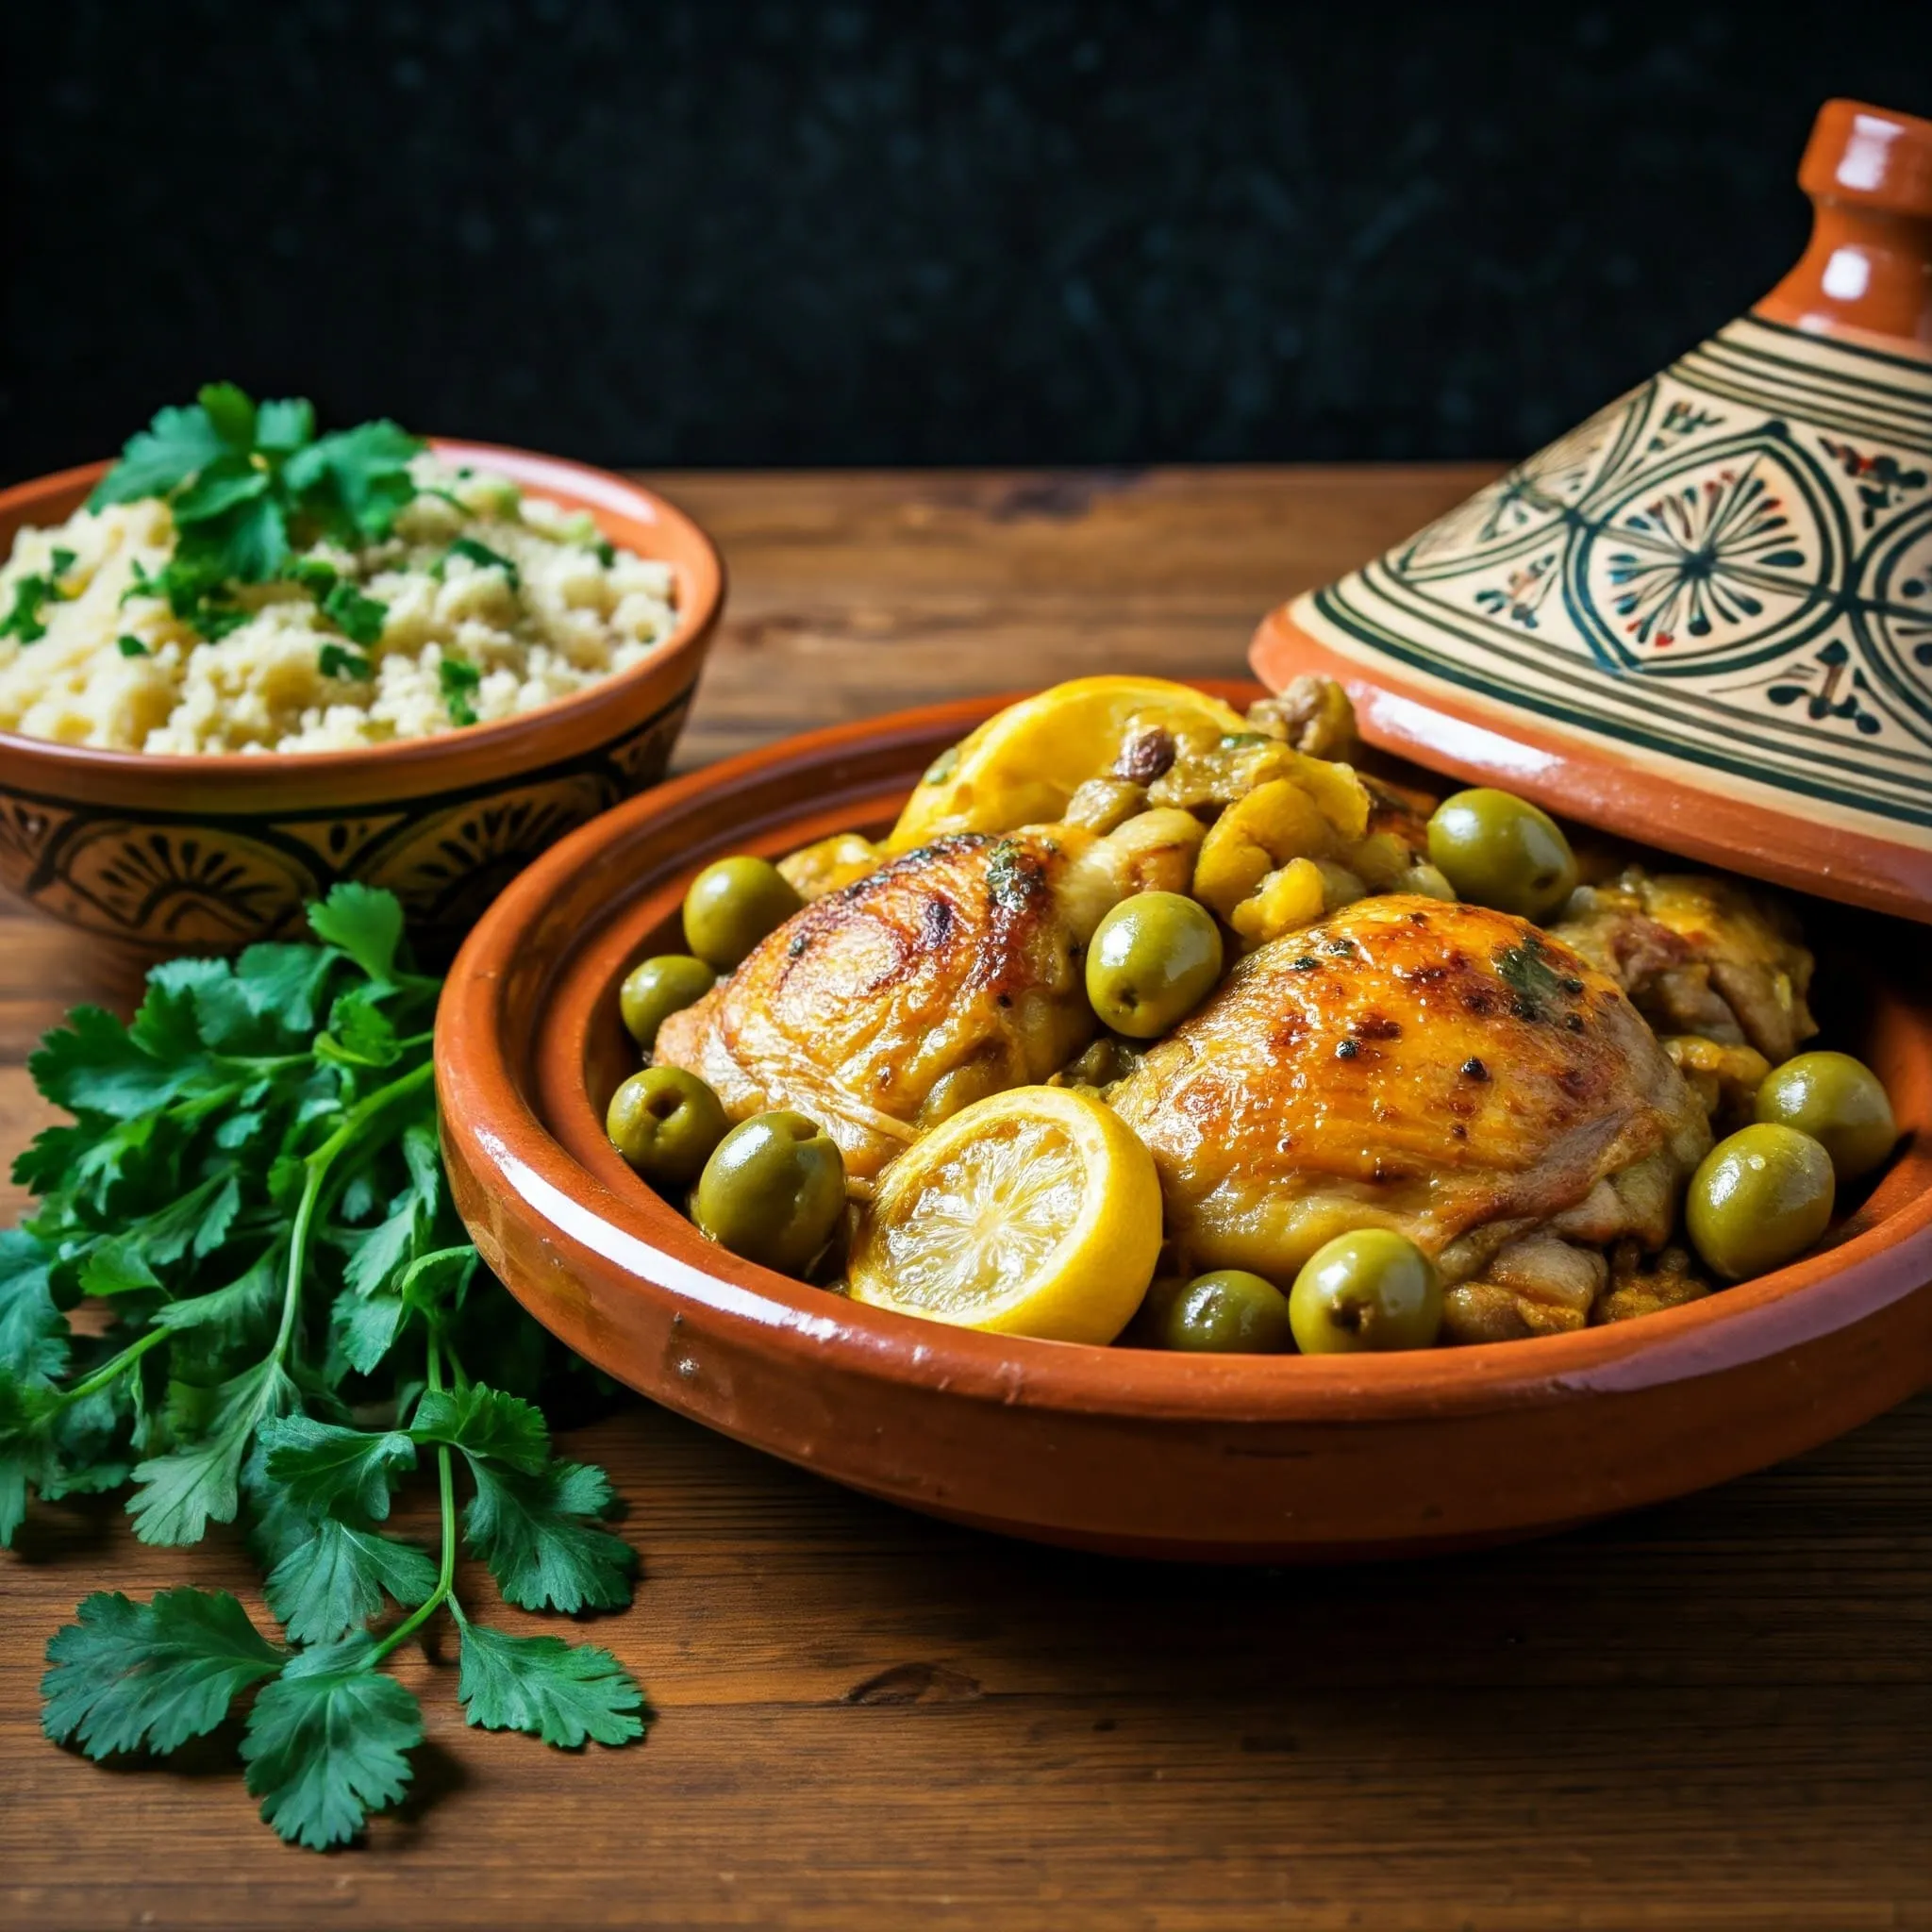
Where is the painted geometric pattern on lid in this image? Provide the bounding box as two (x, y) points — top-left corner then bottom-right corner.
(1292, 314), (1932, 839)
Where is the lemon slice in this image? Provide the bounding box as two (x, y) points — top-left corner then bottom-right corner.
(886, 675), (1249, 854)
(848, 1086), (1163, 1343)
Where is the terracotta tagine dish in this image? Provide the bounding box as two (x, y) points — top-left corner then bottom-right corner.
(0, 444), (723, 958)
(438, 689), (1932, 1562)
(1252, 99), (1932, 922)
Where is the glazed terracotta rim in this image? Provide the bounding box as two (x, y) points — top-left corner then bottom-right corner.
(438, 684), (1932, 1427)
(0, 441), (724, 785)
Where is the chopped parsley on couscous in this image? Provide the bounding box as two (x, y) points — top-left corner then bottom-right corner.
(0, 385), (680, 754)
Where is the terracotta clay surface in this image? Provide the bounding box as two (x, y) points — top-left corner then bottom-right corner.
(0, 444), (723, 957)
(1758, 98), (1932, 348)
(1256, 99), (1932, 924)
(438, 685), (1932, 1562)
(9, 468), (1932, 1929)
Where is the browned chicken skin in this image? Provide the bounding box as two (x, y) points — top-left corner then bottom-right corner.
(655, 812), (1202, 1180)
(1107, 895), (1711, 1341)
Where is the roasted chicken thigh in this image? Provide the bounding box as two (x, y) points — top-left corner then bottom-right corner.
(1107, 895), (1711, 1341)
(654, 811), (1203, 1181)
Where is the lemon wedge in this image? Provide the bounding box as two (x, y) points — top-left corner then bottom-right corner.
(847, 1086), (1162, 1343)
(886, 675), (1249, 854)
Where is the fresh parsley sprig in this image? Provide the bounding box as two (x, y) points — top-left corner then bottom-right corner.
(92, 383), (420, 646)
(4, 884), (648, 1849)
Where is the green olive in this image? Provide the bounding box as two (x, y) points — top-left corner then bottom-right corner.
(1755, 1051), (1897, 1184)
(682, 857), (803, 971)
(692, 1109), (846, 1276)
(606, 1066), (729, 1188)
(618, 954), (716, 1051)
(1686, 1123), (1835, 1282)
(1289, 1229), (1442, 1354)
(1085, 891), (1224, 1040)
(1157, 1270), (1296, 1353)
(1425, 788), (1578, 921)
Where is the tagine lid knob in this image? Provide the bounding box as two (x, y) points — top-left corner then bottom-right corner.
(1252, 98), (1932, 922)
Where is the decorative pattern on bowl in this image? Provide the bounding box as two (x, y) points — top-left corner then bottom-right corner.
(0, 444), (723, 958)
(1253, 100), (1932, 922)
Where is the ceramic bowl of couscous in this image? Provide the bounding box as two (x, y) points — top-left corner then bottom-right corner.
(0, 388), (723, 957)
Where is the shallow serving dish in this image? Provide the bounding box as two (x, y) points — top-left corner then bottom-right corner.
(0, 443), (723, 958)
(438, 683), (1932, 1562)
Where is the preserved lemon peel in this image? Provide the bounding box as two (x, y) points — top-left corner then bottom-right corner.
(1190, 753), (1406, 945)
(847, 1086), (1162, 1343)
(885, 676), (1247, 854)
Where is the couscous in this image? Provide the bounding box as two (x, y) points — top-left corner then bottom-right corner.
(0, 388), (681, 754)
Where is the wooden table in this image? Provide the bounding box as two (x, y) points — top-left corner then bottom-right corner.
(4, 468), (1929, 1931)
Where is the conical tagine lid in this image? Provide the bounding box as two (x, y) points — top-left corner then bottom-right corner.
(1252, 99), (1932, 922)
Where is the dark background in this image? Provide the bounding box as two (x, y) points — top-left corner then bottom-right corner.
(4, 2), (1927, 480)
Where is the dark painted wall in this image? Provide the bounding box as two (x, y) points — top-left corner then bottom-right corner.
(4, 2), (1925, 479)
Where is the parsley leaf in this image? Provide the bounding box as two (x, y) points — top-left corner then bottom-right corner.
(129, 1355), (299, 1546)
(149, 1250), (282, 1342)
(241, 1637), (424, 1849)
(28, 1003), (205, 1121)
(264, 1518), (439, 1647)
(87, 387), (425, 642)
(171, 453), (271, 527)
(117, 633), (150, 657)
(462, 1457), (636, 1614)
(195, 381), (258, 450)
(307, 882), (405, 984)
(281, 420), (422, 544)
(258, 1413), (418, 1521)
(319, 641), (374, 681)
(255, 396), (316, 453)
(412, 1383), (550, 1474)
(0, 1230), (69, 1384)
(321, 580), (387, 647)
(0, 1368), (61, 1543)
(437, 536), (520, 588)
(439, 656), (481, 726)
(333, 1291), (408, 1374)
(454, 1609), (648, 1748)
(90, 396), (234, 508)
(42, 1588), (284, 1759)
(0, 549), (77, 643)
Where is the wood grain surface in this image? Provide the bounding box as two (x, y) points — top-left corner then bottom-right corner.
(3, 466), (1929, 1932)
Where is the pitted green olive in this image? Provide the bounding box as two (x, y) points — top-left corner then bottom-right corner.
(1686, 1123), (1834, 1281)
(618, 954), (716, 1051)
(1755, 1051), (1896, 1184)
(682, 857), (803, 971)
(1425, 789), (1577, 921)
(1085, 891), (1224, 1040)
(1289, 1229), (1442, 1353)
(1158, 1270), (1295, 1353)
(692, 1109), (846, 1277)
(606, 1066), (729, 1188)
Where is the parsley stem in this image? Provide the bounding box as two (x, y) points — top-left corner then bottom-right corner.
(49, 1325), (171, 1410)
(278, 1057), (438, 1360)
(371, 1332), (458, 1667)
(306, 1058), (436, 1178)
(277, 1162), (325, 1363)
